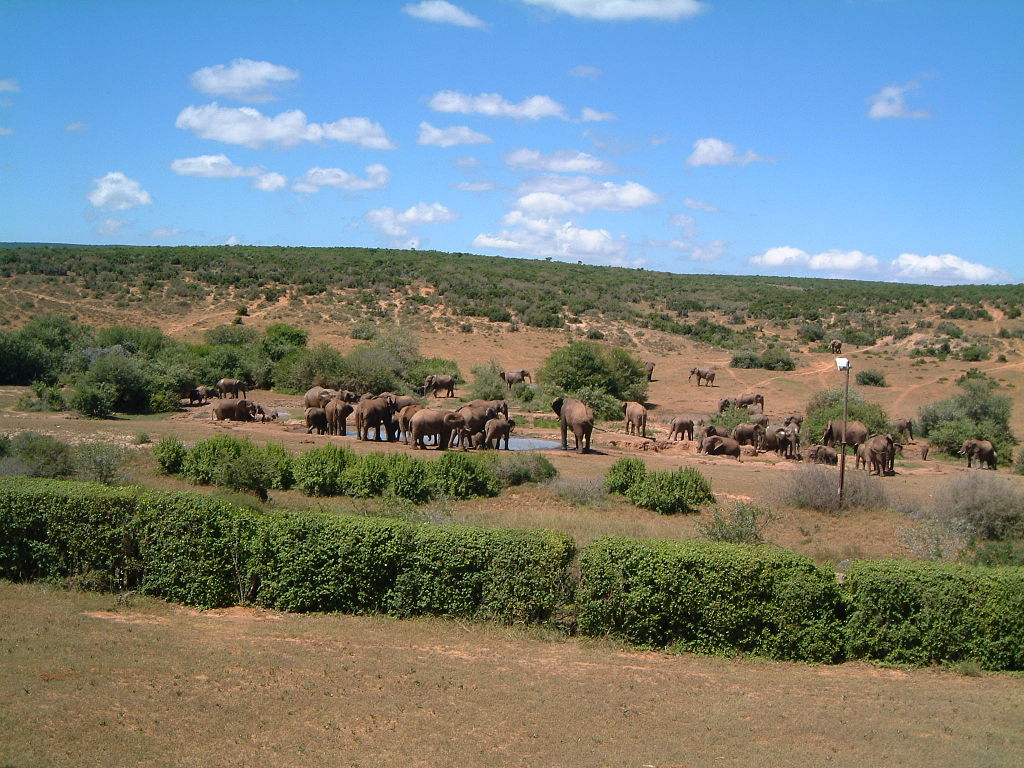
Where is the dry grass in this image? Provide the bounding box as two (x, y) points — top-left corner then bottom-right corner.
(3, 581), (1023, 768)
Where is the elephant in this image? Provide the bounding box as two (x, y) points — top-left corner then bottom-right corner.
(667, 416), (693, 441)
(253, 404), (277, 423)
(305, 407), (328, 435)
(212, 399), (256, 421)
(829, 339), (843, 354)
(423, 374), (456, 398)
(216, 378), (247, 399)
(890, 418), (914, 442)
(304, 386), (338, 409)
(410, 408), (466, 450)
(699, 435), (742, 461)
(775, 425), (801, 459)
(689, 367), (716, 386)
(551, 396), (594, 453)
(784, 414), (804, 431)
(701, 424), (729, 438)
(466, 399), (509, 417)
(379, 392), (419, 412)
(452, 404), (499, 449)
(863, 433), (899, 476)
(749, 413), (769, 428)
(735, 393), (764, 413)
(718, 397), (738, 413)
(643, 361), (655, 381)
(340, 390), (361, 403)
(483, 415), (516, 450)
(920, 442), (930, 461)
(731, 423), (766, 448)
(621, 401), (647, 437)
(499, 370), (532, 389)
(187, 385), (217, 405)
(325, 398), (354, 436)
(354, 396), (399, 442)
(855, 441), (871, 471)
(807, 444), (838, 465)
(398, 404), (422, 444)
(959, 439), (997, 469)
(821, 420), (869, 448)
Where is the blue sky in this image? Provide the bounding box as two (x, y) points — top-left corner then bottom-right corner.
(2, 0), (1021, 284)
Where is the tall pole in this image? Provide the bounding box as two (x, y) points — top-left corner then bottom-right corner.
(838, 364), (850, 506)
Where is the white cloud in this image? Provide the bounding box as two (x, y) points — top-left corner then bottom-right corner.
(0, 127), (13, 136)
(505, 148), (617, 174)
(149, 226), (182, 239)
(454, 156), (482, 168)
(428, 90), (568, 120)
(225, 236), (243, 246)
(520, 0), (706, 21)
(0, 79), (19, 92)
(455, 181), (496, 192)
(175, 103), (396, 150)
(683, 197), (718, 212)
(190, 58), (299, 102)
(891, 253), (1004, 284)
(365, 202), (457, 236)
(569, 65), (602, 79)
(750, 246), (879, 273)
(253, 172), (287, 192)
(670, 213), (696, 235)
(474, 211), (633, 264)
(512, 175), (659, 214)
(581, 107), (615, 122)
(98, 218), (129, 236)
(687, 137), (768, 167)
(867, 81), (929, 120)
(171, 154), (259, 178)
(403, 1), (486, 28)
(65, 122), (87, 132)
(293, 164), (391, 193)
(417, 121), (492, 147)
(663, 238), (727, 262)
(87, 171), (153, 211)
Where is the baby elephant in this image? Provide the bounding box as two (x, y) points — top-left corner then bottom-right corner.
(699, 435), (742, 461)
(483, 415), (516, 450)
(667, 416), (694, 441)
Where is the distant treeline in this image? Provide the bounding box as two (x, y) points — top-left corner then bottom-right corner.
(3, 245), (1022, 328)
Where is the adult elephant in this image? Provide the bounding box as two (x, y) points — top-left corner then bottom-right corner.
(959, 439), (997, 469)
(863, 433), (899, 476)
(551, 396), (594, 454)
(453, 403), (499, 449)
(325, 398), (354, 436)
(776, 425), (801, 459)
(379, 392), (419, 412)
(483, 415), (516, 450)
(749, 413), (769, 428)
(735, 393), (764, 413)
(398, 404), (422, 445)
(212, 399), (255, 422)
(689, 367), (716, 387)
(466, 399), (509, 417)
(890, 418), (914, 442)
(807, 444), (838, 465)
(699, 435), (742, 461)
(305, 407), (328, 435)
(701, 424), (729, 438)
(304, 386), (338, 409)
(731, 423), (766, 448)
(784, 414), (804, 431)
(499, 370), (532, 389)
(621, 401), (647, 437)
(410, 409), (466, 450)
(718, 397), (738, 413)
(829, 339), (843, 354)
(423, 374), (456, 398)
(643, 362), (655, 382)
(667, 416), (693, 441)
(355, 396), (399, 442)
(216, 378), (247, 399)
(821, 420), (869, 448)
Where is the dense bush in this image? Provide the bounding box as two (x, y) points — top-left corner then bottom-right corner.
(918, 377), (1017, 463)
(73, 442), (130, 485)
(0, 432), (74, 479)
(844, 559), (1024, 669)
(467, 360), (509, 401)
(488, 452), (557, 488)
(604, 457), (647, 495)
(729, 346), (796, 371)
(625, 468), (715, 515)
(427, 452), (500, 499)
(708, 404), (754, 433)
(538, 341), (647, 404)
(292, 444), (356, 496)
(804, 388), (889, 445)
(855, 370), (887, 387)
(577, 538), (846, 662)
(153, 436), (187, 474)
(698, 502), (777, 544)
(959, 344), (991, 362)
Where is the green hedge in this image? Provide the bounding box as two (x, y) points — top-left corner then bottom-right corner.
(576, 537), (846, 662)
(843, 560), (1024, 669)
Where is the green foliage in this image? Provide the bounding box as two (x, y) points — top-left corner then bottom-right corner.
(563, 384), (623, 422)
(488, 452), (557, 488)
(538, 341), (648, 404)
(292, 444), (356, 496)
(0, 432), (74, 479)
(935, 321), (964, 338)
(152, 437), (187, 475)
(730, 345), (795, 370)
(427, 452), (500, 499)
(855, 369), (887, 387)
(918, 378), (1017, 463)
(69, 381), (117, 417)
(379, 453), (433, 503)
(604, 457), (647, 495)
(180, 434), (251, 485)
(577, 538), (846, 662)
(729, 349), (762, 369)
(283, 343), (348, 391)
(468, 360), (508, 401)
(959, 344), (990, 362)
(796, 322), (825, 343)
(698, 502), (778, 544)
(349, 318), (378, 340)
(404, 357), (463, 392)
(625, 467), (715, 515)
(260, 443), (294, 491)
(804, 388), (890, 445)
(708, 405), (753, 433)
(73, 442), (130, 485)
(204, 324), (261, 346)
(844, 560), (1024, 669)
(339, 453), (392, 498)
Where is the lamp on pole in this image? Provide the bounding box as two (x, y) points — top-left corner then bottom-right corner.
(835, 357), (851, 506)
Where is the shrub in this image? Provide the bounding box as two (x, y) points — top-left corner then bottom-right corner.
(1, 432), (74, 479)
(625, 467), (715, 515)
(292, 444), (356, 496)
(708, 404), (752, 434)
(804, 388), (889, 445)
(959, 344), (991, 362)
(69, 382), (117, 418)
(564, 385), (623, 422)
(759, 346), (796, 371)
(467, 360), (508, 401)
(538, 341), (647, 404)
(855, 370), (887, 387)
(729, 349), (762, 369)
(935, 321), (964, 338)
(74, 442), (130, 485)
(918, 378), (1017, 463)
(349, 318), (377, 340)
(180, 435), (251, 485)
(547, 477), (608, 506)
(340, 453), (392, 498)
(698, 502), (778, 544)
(490, 452), (557, 488)
(260, 443), (294, 491)
(153, 436), (187, 475)
(210, 448), (274, 501)
(844, 560), (1024, 669)
(604, 457), (647, 495)
(797, 322), (825, 343)
(577, 538), (845, 662)
(771, 464), (887, 515)
(427, 452), (500, 499)
(381, 453), (433, 503)
(926, 473), (1024, 541)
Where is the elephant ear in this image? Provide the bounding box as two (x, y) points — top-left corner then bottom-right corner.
(551, 397), (564, 415)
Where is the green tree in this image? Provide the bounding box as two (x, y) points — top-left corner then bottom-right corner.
(539, 341), (648, 404)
